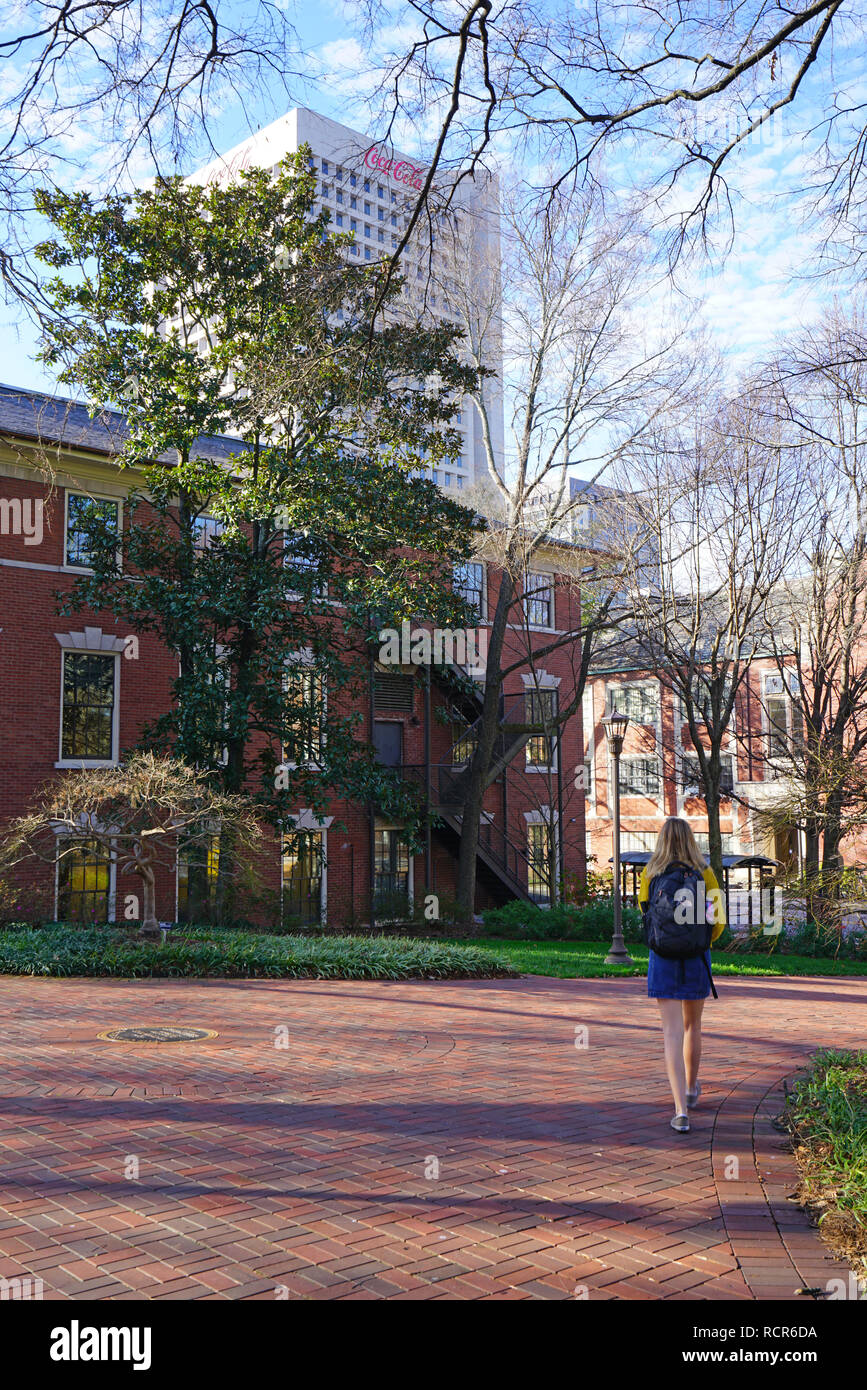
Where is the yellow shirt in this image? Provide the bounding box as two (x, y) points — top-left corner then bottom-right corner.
(638, 864), (726, 944)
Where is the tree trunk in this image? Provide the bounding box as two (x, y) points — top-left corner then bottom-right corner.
(455, 570), (515, 923)
(137, 863), (161, 940)
(704, 770), (724, 888)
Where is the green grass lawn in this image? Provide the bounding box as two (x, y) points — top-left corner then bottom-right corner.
(467, 937), (867, 979)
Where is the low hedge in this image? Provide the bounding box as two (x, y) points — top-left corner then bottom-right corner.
(0, 924), (516, 980)
(481, 898), (644, 941)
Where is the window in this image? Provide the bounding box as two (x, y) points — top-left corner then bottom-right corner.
(284, 664), (325, 764)
(622, 831), (656, 852)
(282, 831), (323, 925)
(767, 696), (789, 762)
(619, 757), (660, 796)
(527, 823), (553, 904)
(391, 213), (397, 227)
(609, 683), (659, 725)
(61, 652), (116, 761)
(284, 532), (326, 597)
(336, 213), (344, 227)
(524, 572), (554, 628)
(363, 179), (370, 192)
(177, 835), (220, 924)
(336, 190), (343, 204)
(378, 185), (385, 197)
(365, 248), (371, 261)
(378, 207), (384, 221)
(364, 201), (371, 215)
(57, 838), (112, 923)
(350, 173), (357, 187)
(682, 754), (735, 795)
(694, 831), (738, 856)
(65, 493), (119, 568)
(321, 159), (329, 174)
(365, 224), (371, 237)
(378, 229), (384, 243)
(350, 195), (357, 209)
(374, 829), (410, 913)
(192, 515), (223, 553)
(525, 689), (558, 768)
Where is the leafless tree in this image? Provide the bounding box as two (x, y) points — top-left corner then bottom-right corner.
(359, 1), (865, 269)
(0, 752), (262, 938)
(756, 303), (867, 911)
(620, 386), (810, 883)
(439, 182), (695, 918)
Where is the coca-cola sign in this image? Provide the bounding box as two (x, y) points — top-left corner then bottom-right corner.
(364, 145), (425, 191)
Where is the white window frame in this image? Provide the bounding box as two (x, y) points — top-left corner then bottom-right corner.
(453, 560), (487, 618)
(54, 832), (117, 923)
(281, 814), (332, 926)
(523, 571), (555, 630)
(55, 629), (123, 768)
(63, 489), (122, 572)
(282, 650), (326, 771)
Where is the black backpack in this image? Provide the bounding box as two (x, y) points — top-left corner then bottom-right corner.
(644, 860), (713, 962)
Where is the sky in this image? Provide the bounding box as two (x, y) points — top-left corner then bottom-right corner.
(0, 0), (860, 401)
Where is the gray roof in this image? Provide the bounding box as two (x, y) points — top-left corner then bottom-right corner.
(0, 382), (244, 464)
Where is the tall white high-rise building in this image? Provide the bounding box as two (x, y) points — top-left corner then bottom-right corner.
(191, 106), (504, 489)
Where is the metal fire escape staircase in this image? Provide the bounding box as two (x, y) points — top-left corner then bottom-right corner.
(396, 680), (542, 904)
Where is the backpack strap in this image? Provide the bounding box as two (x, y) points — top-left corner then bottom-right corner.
(702, 953), (719, 1000)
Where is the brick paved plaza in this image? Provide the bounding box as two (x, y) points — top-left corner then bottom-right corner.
(0, 972), (863, 1300)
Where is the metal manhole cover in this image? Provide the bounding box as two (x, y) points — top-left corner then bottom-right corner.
(97, 1026), (218, 1044)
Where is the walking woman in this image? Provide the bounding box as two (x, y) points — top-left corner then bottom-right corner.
(638, 818), (725, 1133)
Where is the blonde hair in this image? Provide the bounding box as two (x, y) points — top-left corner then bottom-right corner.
(646, 818), (707, 880)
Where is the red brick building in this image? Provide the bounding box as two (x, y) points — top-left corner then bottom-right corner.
(0, 385), (587, 926)
(582, 657), (807, 875)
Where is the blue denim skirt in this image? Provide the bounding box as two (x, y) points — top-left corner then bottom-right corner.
(647, 948), (713, 1000)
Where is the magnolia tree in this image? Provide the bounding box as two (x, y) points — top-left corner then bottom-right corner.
(0, 754), (262, 939)
(34, 151), (482, 913)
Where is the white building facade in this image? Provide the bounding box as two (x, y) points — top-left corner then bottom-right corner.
(192, 106), (504, 489)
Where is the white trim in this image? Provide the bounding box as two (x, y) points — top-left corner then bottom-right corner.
(54, 835), (117, 923)
(523, 570), (555, 631)
(55, 633), (120, 768)
(521, 669), (561, 688)
(62, 487), (123, 572)
(281, 821), (329, 926)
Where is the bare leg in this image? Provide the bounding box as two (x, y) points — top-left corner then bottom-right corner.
(682, 999), (704, 1093)
(656, 999), (687, 1115)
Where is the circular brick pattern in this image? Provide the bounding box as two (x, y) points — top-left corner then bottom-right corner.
(0, 973), (863, 1299)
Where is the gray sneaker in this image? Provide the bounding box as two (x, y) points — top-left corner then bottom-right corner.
(670, 1114), (690, 1133)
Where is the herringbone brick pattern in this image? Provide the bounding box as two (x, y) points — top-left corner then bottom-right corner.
(0, 972), (862, 1299)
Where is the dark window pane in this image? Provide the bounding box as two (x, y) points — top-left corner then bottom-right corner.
(62, 653), (115, 760)
(66, 494), (119, 568)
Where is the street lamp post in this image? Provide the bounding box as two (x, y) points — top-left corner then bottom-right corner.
(601, 710), (634, 967)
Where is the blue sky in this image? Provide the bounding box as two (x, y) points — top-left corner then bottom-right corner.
(0, 0), (858, 398)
